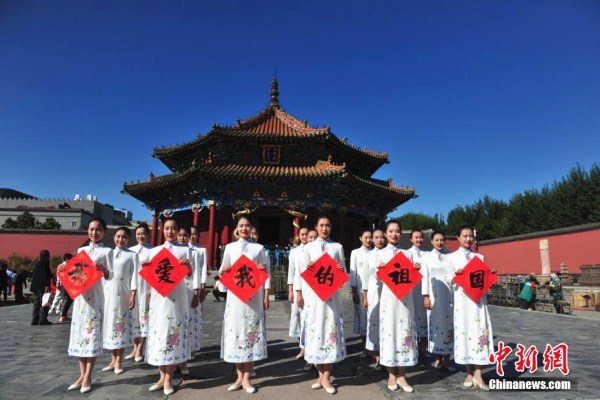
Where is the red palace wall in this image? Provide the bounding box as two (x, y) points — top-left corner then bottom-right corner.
(0, 232), (88, 260)
(478, 228), (600, 275)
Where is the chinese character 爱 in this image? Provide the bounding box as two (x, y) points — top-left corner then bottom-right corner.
(156, 258), (175, 284)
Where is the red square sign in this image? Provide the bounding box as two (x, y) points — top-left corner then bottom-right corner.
(219, 255), (269, 303)
(377, 251), (422, 301)
(301, 252), (349, 302)
(453, 256), (499, 303)
(57, 251), (103, 299)
(139, 248), (189, 297)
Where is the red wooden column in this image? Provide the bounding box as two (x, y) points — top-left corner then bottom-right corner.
(221, 225), (231, 245)
(158, 218), (164, 245)
(150, 211), (158, 247)
(193, 204), (199, 226)
(207, 200), (216, 269)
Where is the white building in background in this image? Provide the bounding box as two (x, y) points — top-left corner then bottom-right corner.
(0, 188), (133, 230)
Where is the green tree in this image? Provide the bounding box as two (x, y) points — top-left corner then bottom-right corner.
(7, 254), (33, 270)
(40, 217), (61, 230)
(446, 205), (477, 236)
(16, 211), (37, 229)
(50, 255), (64, 270)
(394, 212), (446, 231)
(2, 218), (18, 229)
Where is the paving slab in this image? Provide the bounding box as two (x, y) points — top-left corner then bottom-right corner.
(1, 298), (599, 400)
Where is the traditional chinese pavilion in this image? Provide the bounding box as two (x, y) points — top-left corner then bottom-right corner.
(123, 79), (416, 267)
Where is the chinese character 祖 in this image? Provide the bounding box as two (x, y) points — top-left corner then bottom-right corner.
(234, 264), (255, 288)
(156, 258), (175, 284)
(515, 344), (539, 373)
(388, 263), (412, 285)
(470, 269), (485, 289)
(315, 265), (334, 286)
(488, 341), (513, 376)
(543, 343), (569, 375)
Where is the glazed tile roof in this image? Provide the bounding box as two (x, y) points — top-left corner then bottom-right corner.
(152, 106), (389, 163)
(229, 107), (330, 136)
(124, 161), (347, 196)
(123, 159), (415, 198)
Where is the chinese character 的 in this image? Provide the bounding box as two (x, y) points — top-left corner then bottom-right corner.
(315, 265), (334, 286)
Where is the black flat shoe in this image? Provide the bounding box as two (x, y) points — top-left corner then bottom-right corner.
(39, 320), (53, 325)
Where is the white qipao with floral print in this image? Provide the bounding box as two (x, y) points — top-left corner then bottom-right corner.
(287, 243), (304, 338)
(145, 242), (192, 366)
(102, 247), (138, 349)
(408, 246), (429, 339)
(377, 244), (418, 367)
(294, 238), (346, 364)
(448, 248), (493, 365)
(187, 243), (206, 354)
(421, 249), (454, 355)
(130, 243), (151, 337)
(350, 246), (370, 336)
(68, 244), (113, 357)
(219, 239), (270, 363)
(364, 248), (383, 351)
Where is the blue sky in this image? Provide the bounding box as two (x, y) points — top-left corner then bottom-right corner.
(1, 0), (598, 221)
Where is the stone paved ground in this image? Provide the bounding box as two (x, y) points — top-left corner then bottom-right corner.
(1, 297), (599, 400)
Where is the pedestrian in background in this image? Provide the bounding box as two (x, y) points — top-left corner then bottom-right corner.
(30, 250), (53, 326)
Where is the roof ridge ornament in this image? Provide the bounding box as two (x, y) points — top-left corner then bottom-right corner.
(270, 78), (280, 109)
(315, 156), (346, 171)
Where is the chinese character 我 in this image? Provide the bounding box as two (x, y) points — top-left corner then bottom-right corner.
(234, 264), (255, 288)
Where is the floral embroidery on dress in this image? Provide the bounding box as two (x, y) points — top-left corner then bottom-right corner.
(239, 321), (261, 351)
(110, 315), (127, 341)
(318, 324), (338, 353)
(476, 328), (490, 353)
(161, 321), (182, 354)
(80, 319), (97, 346)
(140, 311), (149, 329)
